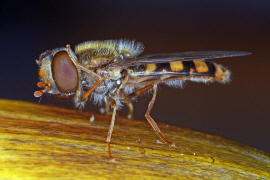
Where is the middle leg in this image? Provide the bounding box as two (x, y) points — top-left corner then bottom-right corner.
(106, 98), (117, 159)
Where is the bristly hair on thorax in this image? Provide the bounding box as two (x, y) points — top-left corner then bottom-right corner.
(75, 39), (144, 59)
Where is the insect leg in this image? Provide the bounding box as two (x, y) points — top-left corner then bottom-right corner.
(66, 44), (104, 101)
(117, 70), (134, 119)
(123, 94), (134, 119)
(80, 78), (103, 101)
(122, 84), (155, 118)
(104, 102), (112, 115)
(128, 84), (154, 99)
(106, 98), (117, 159)
(106, 71), (130, 157)
(145, 84), (171, 144)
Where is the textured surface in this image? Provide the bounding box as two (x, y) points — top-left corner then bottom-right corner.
(0, 99), (269, 179)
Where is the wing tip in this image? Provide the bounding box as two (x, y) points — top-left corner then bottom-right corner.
(233, 51), (252, 57)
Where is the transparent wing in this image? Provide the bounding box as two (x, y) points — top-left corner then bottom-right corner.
(109, 51), (251, 67)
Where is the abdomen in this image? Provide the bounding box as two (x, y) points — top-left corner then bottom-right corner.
(128, 60), (231, 86)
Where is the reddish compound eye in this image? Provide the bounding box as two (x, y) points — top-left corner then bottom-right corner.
(52, 51), (78, 93)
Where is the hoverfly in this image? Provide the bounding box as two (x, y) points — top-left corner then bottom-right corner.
(34, 40), (251, 158)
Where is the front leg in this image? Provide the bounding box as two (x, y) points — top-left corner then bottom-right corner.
(80, 78), (103, 101)
(66, 44), (104, 101)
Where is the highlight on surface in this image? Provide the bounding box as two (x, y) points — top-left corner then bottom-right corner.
(0, 99), (269, 180)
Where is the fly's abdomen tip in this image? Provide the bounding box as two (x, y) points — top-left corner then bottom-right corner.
(214, 63), (231, 83)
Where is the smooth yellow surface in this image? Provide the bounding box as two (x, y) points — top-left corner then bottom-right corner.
(0, 99), (269, 179)
(170, 61), (184, 72)
(193, 60), (209, 73)
(146, 63), (157, 73)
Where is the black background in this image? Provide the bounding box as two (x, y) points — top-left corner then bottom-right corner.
(0, 0), (269, 153)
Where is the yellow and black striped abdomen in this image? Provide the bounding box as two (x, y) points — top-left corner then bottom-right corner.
(131, 60), (231, 83)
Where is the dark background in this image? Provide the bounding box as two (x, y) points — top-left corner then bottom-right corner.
(0, 0), (269, 153)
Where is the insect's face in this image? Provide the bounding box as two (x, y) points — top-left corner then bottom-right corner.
(34, 47), (79, 98)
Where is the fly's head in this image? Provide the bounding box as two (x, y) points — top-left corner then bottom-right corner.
(34, 46), (81, 99)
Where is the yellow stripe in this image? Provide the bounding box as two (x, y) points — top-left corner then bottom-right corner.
(193, 60), (209, 73)
(146, 64), (157, 73)
(170, 61), (184, 72)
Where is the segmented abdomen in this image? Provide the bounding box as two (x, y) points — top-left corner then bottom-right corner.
(130, 60), (231, 83)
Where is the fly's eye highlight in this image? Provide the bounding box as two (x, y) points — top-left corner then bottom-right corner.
(52, 51), (78, 93)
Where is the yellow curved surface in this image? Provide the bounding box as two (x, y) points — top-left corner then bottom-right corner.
(0, 99), (269, 179)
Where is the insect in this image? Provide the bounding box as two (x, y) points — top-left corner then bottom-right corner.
(34, 39), (251, 158)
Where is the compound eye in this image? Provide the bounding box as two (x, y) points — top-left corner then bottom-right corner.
(52, 51), (78, 93)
